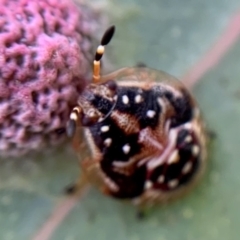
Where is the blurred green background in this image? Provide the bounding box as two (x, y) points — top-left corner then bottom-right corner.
(1, 0), (240, 239)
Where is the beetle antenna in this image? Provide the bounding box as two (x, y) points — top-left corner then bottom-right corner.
(93, 25), (115, 83)
(66, 106), (81, 137)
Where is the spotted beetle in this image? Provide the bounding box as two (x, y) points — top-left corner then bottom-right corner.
(66, 26), (207, 206)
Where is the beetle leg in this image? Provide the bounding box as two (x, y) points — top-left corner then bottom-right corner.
(206, 129), (216, 140)
(66, 106), (82, 138)
(65, 156), (101, 195)
(65, 172), (88, 195)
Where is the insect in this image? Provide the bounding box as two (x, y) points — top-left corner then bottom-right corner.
(66, 25), (207, 206)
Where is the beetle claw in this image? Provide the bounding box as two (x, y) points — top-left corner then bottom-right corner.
(64, 183), (78, 195)
(136, 209), (146, 220)
(206, 129), (217, 140)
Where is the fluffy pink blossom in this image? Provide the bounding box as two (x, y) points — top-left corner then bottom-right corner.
(0, 0), (99, 156)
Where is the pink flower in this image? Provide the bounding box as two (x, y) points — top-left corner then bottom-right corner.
(0, 0), (100, 156)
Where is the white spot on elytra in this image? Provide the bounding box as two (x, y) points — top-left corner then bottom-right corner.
(104, 138), (112, 147)
(168, 179), (179, 188)
(192, 145), (200, 157)
(157, 175), (165, 183)
(134, 94), (143, 103)
(122, 144), (131, 154)
(185, 135), (192, 143)
(144, 180), (153, 189)
(182, 161), (192, 174)
(184, 122), (192, 130)
(98, 117), (104, 122)
(167, 150), (179, 164)
(146, 110), (156, 118)
(101, 125), (109, 132)
(122, 95), (129, 104)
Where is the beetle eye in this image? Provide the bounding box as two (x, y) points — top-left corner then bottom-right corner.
(103, 80), (117, 92)
(81, 109), (100, 126)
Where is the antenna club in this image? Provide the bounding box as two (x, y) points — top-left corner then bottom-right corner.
(93, 25), (116, 82)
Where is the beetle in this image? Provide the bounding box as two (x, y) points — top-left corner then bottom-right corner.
(66, 25), (207, 206)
